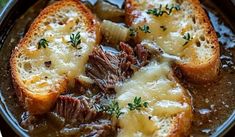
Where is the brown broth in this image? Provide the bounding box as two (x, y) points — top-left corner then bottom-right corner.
(0, 0), (234, 136)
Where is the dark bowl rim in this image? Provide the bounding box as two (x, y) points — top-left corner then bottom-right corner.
(0, 0), (235, 137)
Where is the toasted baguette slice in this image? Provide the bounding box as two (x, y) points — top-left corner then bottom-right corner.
(125, 0), (220, 82)
(115, 61), (192, 137)
(10, 0), (100, 114)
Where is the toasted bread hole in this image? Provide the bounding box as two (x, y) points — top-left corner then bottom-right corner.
(58, 15), (63, 19)
(24, 62), (32, 72)
(192, 16), (196, 24)
(18, 63), (22, 68)
(76, 19), (80, 24)
(196, 40), (201, 47)
(65, 10), (70, 13)
(63, 17), (69, 23)
(200, 36), (205, 41)
(44, 22), (49, 25)
(52, 18), (56, 23)
(58, 21), (64, 25)
(176, 0), (183, 4)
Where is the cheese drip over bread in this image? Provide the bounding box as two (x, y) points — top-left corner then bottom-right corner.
(115, 61), (191, 137)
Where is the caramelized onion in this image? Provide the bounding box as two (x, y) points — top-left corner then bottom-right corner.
(94, 0), (124, 22)
(101, 20), (129, 45)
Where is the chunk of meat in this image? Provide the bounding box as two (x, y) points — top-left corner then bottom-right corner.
(54, 96), (102, 124)
(53, 95), (116, 137)
(135, 44), (149, 66)
(86, 42), (150, 92)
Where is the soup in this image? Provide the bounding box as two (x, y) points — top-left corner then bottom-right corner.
(0, 0), (234, 136)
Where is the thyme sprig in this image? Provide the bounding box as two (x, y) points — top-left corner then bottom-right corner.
(68, 32), (82, 49)
(128, 97), (148, 111)
(38, 38), (49, 49)
(95, 97), (149, 118)
(106, 101), (124, 119)
(139, 25), (151, 33)
(129, 25), (150, 37)
(147, 4), (180, 17)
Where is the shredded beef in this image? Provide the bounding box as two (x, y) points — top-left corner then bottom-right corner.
(53, 95), (116, 137)
(135, 44), (149, 66)
(54, 95), (105, 124)
(86, 42), (150, 92)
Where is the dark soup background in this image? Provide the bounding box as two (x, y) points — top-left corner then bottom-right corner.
(0, 0), (235, 136)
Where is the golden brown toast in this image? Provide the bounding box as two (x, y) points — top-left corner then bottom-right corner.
(125, 0), (220, 82)
(10, 0), (100, 114)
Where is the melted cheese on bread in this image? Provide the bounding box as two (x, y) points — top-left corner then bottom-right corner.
(18, 9), (96, 93)
(11, 0), (100, 114)
(129, 0), (215, 64)
(115, 61), (191, 137)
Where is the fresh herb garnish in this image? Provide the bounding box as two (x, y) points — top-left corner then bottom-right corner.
(38, 38), (49, 49)
(128, 97), (148, 111)
(68, 32), (82, 49)
(165, 4), (180, 14)
(183, 33), (191, 40)
(129, 27), (137, 37)
(139, 25), (151, 33)
(160, 25), (167, 31)
(106, 101), (124, 119)
(147, 4), (180, 17)
(182, 32), (192, 46)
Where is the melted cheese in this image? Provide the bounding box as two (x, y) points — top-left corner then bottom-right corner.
(131, 0), (208, 62)
(115, 61), (190, 137)
(18, 10), (97, 93)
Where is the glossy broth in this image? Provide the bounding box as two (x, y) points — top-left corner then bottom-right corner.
(0, 0), (234, 136)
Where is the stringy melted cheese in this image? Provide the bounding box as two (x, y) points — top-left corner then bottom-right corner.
(115, 61), (190, 137)
(130, 0), (213, 63)
(17, 9), (97, 93)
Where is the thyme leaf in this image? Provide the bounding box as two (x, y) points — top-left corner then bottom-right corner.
(129, 27), (137, 37)
(38, 38), (49, 49)
(68, 32), (82, 49)
(128, 97), (148, 111)
(106, 101), (124, 119)
(182, 32), (192, 46)
(147, 4), (180, 17)
(139, 25), (151, 33)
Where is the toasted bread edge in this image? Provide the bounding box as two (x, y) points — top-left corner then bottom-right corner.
(10, 0), (99, 114)
(125, 0), (220, 83)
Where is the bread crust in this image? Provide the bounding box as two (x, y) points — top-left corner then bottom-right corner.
(125, 0), (220, 83)
(168, 72), (193, 137)
(176, 0), (220, 82)
(10, 0), (99, 114)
